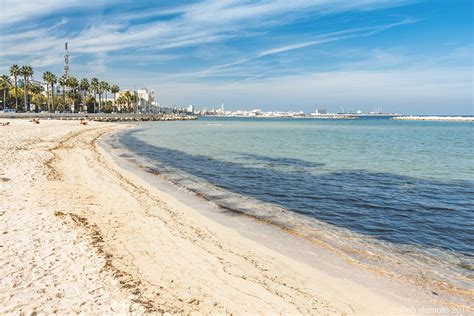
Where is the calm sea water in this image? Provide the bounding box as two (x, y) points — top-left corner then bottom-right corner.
(115, 117), (473, 291)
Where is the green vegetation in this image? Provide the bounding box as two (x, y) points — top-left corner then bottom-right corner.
(1, 64), (122, 113)
(9, 64), (20, 110)
(20, 65), (33, 111)
(0, 75), (11, 110)
(116, 91), (138, 113)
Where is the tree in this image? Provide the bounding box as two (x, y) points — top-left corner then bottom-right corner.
(84, 94), (95, 113)
(59, 75), (68, 112)
(116, 95), (127, 112)
(19, 65), (33, 111)
(99, 80), (109, 113)
(130, 92), (138, 113)
(110, 84), (119, 111)
(104, 82), (110, 107)
(42, 71), (54, 112)
(9, 65), (19, 111)
(66, 76), (78, 112)
(90, 77), (99, 113)
(50, 74), (57, 112)
(79, 78), (89, 113)
(31, 89), (46, 112)
(120, 91), (138, 113)
(124, 91), (132, 112)
(28, 83), (43, 112)
(0, 75), (11, 110)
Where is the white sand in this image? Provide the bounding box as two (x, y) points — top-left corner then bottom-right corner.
(0, 119), (439, 314)
(0, 120), (144, 313)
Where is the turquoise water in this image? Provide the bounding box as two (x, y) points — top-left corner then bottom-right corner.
(116, 117), (473, 292)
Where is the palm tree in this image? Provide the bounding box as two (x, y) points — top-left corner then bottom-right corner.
(59, 75), (68, 112)
(50, 74), (57, 113)
(19, 65), (33, 111)
(79, 78), (89, 113)
(42, 71), (54, 112)
(99, 81), (109, 111)
(0, 75), (11, 110)
(28, 83), (43, 112)
(116, 95), (126, 112)
(9, 65), (19, 111)
(66, 76), (78, 112)
(122, 91), (138, 113)
(131, 92), (138, 113)
(90, 77), (99, 113)
(110, 84), (119, 111)
(124, 91), (131, 112)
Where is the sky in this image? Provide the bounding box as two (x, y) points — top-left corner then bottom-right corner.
(0, 0), (472, 114)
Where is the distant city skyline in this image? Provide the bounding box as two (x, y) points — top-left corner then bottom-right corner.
(0, 0), (472, 114)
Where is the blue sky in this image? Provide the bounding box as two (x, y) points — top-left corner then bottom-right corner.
(0, 0), (472, 114)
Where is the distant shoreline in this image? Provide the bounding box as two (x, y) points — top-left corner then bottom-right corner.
(392, 116), (474, 122)
(201, 114), (473, 120)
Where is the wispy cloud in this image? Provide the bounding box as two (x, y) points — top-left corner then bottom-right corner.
(0, 0), (98, 26)
(165, 18), (418, 81)
(0, 0), (416, 68)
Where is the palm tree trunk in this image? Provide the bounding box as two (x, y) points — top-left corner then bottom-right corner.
(71, 89), (75, 113)
(62, 85), (66, 112)
(14, 77), (18, 111)
(23, 77), (28, 111)
(51, 84), (55, 113)
(3, 89), (5, 110)
(23, 76), (28, 111)
(46, 85), (50, 113)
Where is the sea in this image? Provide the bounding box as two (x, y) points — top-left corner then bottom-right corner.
(108, 116), (473, 296)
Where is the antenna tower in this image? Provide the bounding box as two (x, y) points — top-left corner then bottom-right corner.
(64, 42), (69, 77)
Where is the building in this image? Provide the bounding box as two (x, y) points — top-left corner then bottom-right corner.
(137, 88), (155, 113)
(314, 108), (327, 115)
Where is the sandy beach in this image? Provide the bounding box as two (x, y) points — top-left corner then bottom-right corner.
(0, 119), (463, 314)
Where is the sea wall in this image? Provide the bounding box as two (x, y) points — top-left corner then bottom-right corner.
(0, 113), (197, 122)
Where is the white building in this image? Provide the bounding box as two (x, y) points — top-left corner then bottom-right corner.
(137, 88), (155, 113)
(313, 108), (327, 115)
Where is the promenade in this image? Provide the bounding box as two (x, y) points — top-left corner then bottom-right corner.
(0, 112), (197, 122)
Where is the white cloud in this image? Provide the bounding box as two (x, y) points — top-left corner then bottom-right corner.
(0, 0), (97, 26)
(0, 0), (416, 67)
(158, 19), (418, 81)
